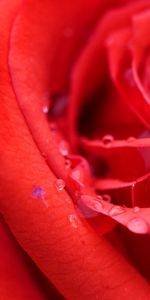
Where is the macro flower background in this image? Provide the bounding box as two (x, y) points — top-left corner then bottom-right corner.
(1, 0), (150, 299)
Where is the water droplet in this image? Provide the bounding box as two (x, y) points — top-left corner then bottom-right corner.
(65, 159), (71, 169)
(55, 179), (65, 191)
(42, 105), (49, 114)
(92, 200), (103, 211)
(59, 140), (69, 156)
(133, 206), (140, 213)
(127, 218), (148, 234)
(102, 135), (114, 146)
(81, 195), (103, 211)
(102, 194), (111, 203)
(131, 183), (135, 207)
(97, 195), (103, 200)
(109, 205), (125, 217)
(69, 214), (79, 228)
(127, 136), (135, 142)
(32, 186), (46, 200)
(78, 197), (98, 218)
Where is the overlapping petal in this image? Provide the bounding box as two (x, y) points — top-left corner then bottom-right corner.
(1, 0), (150, 298)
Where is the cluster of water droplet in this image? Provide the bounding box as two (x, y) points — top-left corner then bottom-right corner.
(40, 107), (150, 235)
(102, 135), (114, 146)
(101, 194), (111, 203)
(59, 140), (69, 157)
(108, 205), (125, 217)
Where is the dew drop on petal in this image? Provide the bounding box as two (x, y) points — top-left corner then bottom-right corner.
(97, 195), (103, 201)
(59, 140), (69, 156)
(65, 159), (71, 169)
(42, 105), (49, 114)
(127, 218), (148, 234)
(109, 205), (125, 217)
(55, 179), (65, 191)
(77, 197), (98, 218)
(32, 186), (46, 200)
(102, 135), (114, 146)
(133, 206), (140, 213)
(102, 194), (111, 203)
(92, 200), (103, 211)
(131, 183), (135, 207)
(127, 136), (135, 142)
(69, 214), (79, 228)
(81, 195), (103, 211)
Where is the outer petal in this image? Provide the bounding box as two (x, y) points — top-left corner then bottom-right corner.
(8, 0), (111, 179)
(1, 0), (150, 298)
(1, 1), (150, 298)
(1, 100), (150, 299)
(81, 180), (150, 235)
(0, 216), (53, 300)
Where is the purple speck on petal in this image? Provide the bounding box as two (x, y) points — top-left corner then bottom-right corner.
(32, 186), (46, 200)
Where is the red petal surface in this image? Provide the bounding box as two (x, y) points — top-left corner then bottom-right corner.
(68, 0), (150, 143)
(81, 185), (150, 235)
(81, 137), (150, 182)
(0, 216), (50, 300)
(1, 103), (150, 298)
(1, 0), (150, 298)
(9, 0), (112, 179)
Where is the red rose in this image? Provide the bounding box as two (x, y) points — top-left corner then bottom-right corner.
(1, 0), (150, 299)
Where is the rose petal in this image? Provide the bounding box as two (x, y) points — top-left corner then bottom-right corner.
(1, 111), (150, 298)
(81, 190), (150, 234)
(132, 10), (150, 101)
(8, 0), (120, 180)
(81, 137), (150, 181)
(107, 24), (150, 129)
(118, 227), (150, 282)
(0, 216), (55, 299)
(1, 0), (150, 298)
(68, 0), (150, 144)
